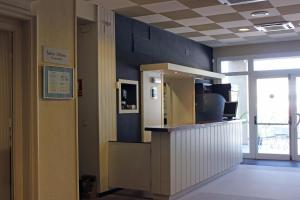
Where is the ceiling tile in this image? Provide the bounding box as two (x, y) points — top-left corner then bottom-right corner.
(190, 36), (214, 42)
(163, 9), (200, 20)
(176, 17), (213, 26)
(218, 20), (253, 28)
(179, 32), (204, 38)
(142, 0), (188, 13)
(236, 31), (266, 37)
(283, 14), (300, 22)
(130, 0), (170, 4)
(242, 35), (270, 41)
(232, 1), (274, 12)
(212, 33), (239, 40)
(166, 26), (196, 33)
(250, 16), (286, 25)
(99, 0), (137, 10)
(268, 32), (299, 38)
(134, 14), (171, 23)
(229, 26), (257, 33)
(269, 0), (300, 7)
(239, 8), (280, 19)
(208, 13), (244, 23)
(116, 6), (154, 17)
(201, 40), (224, 47)
(219, 38), (246, 43)
(266, 29), (296, 35)
(177, 0), (220, 9)
(200, 29), (232, 36)
(151, 21), (182, 29)
(191, 23), (222, 31)
(277, 4), (300, 15)
(295, 27), (300, 32)
(102, 0), (300, 47)
(193, 5), (236, 16)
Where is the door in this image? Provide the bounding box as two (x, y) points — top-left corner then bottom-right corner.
(255, 77), (290, 160)
(0, 30), (13, 200)
(291, 76), (300, 161)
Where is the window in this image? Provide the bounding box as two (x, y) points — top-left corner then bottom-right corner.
(221, 60), (248, 73)
(254, 56), (300, 71)
(222, 75), (250, 153)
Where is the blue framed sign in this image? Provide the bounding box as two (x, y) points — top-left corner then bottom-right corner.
(43, 66), (74, 99)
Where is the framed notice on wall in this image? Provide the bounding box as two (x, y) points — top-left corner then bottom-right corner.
(43, 66), (74, 99)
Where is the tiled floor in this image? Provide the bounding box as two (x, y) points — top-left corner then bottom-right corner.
(99, 164), (300, 200)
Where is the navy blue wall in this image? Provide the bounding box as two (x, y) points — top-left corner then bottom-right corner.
(116, 14), (213, 142)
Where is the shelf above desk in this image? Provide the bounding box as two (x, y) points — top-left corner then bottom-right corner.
(140, 63), (225, 80)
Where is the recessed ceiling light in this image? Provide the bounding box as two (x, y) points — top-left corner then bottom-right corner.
(238, 28), (250, 32)
(251, 11), (270, 17)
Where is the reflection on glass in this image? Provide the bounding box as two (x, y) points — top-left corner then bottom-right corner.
(256, 78), (289, 155)
(222, 75), (249, 153)
(221, 60), (248, 73)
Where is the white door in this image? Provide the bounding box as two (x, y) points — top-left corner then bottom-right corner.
(254, 76), (290, 160)
(0, 30), (13, 200)
(255, 75), (300, 161)
(290, 76), (300, 161)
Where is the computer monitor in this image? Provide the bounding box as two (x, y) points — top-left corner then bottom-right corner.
(223, 101), (238, 119)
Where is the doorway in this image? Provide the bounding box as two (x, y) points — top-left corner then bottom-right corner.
(0, 30), (13, 200)
(219, 55), (300, 161)
(254, 75), (300, 161)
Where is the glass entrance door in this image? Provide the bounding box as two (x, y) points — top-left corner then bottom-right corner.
(255, 77), (290, 160)
(290, 76), (300, 161)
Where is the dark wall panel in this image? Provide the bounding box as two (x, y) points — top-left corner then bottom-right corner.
(116, 14), (213, 142)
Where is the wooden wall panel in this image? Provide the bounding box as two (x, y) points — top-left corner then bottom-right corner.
(152, 121), (243, 196)
(98, 6), (117, 192)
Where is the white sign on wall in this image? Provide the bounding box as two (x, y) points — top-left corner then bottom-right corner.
(43, 47), (69, 65)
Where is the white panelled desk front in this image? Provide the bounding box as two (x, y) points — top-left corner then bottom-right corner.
(109, 120), (243, 200)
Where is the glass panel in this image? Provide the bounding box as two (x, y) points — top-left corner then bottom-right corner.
(296, 77), (300, 155)
(221, 60), (248, 73)
(257, 125), (289, 154)
(222, 75), (250, 153)
(256, 78), (289, 155)
(254, 56), (300, 71)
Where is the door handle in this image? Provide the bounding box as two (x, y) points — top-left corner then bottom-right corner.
(254, 115), (257, 125)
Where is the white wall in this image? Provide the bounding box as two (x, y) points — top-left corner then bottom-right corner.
(214, 40), (300, 59)
(142, 71), (163, 142)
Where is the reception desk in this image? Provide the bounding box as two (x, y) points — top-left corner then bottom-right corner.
(109, 120), (243, 199)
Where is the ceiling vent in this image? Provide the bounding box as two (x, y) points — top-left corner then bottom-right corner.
(218, 0), (267, 5)
(255, 22), (295, 32)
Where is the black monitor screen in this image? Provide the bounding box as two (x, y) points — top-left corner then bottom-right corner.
(223, 102), (238, 118)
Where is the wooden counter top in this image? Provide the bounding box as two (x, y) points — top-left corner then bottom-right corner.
(145, 119), (244, 132)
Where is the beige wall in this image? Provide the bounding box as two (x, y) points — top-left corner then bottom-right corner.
(37, 0), (78, 200)
(214, 40), (300, 58)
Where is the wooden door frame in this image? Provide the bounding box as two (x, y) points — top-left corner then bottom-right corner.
(0, 15), (38, 200)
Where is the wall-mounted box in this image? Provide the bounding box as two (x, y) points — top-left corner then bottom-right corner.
(118, 79), (139, 114)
